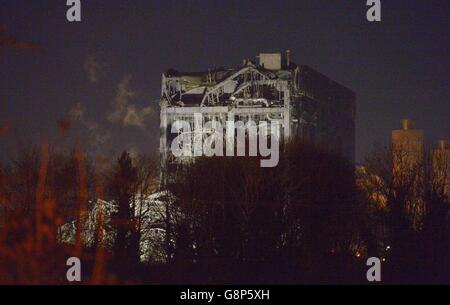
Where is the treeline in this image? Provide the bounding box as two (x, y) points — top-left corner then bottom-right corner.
(167, 140), (360, 284)
(0, 144), (159, 283)
(0, 140), (448, 284)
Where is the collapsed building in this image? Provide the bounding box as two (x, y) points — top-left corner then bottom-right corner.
(57, 52), (357, 262)
(160, 52), (356, 183)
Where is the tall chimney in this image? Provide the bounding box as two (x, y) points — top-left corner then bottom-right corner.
(401, 119), (415, 130)
(438, 139), (449, 150)
(286, 49), (291, 68)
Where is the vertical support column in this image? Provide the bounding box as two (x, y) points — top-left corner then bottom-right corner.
(160, 106), (168, 187)
(226, 110), (235, 156)
(283, 81), (291, 141)
(193, 112), (203, 157)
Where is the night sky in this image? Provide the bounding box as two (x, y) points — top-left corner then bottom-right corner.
(0, 0), (448, 162)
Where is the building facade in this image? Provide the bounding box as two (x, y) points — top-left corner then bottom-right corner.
(431, 139), (450, 197)
(159, 52), (356, 183)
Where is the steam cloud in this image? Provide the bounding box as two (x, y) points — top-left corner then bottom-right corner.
(83, 55), (102, 84)
(70, 102), (111, 144)
(108, 75), (154, 129)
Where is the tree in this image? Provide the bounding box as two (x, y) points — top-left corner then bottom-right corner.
(109, 152), (138, 272)
(361, 143), (449, 283)
(168, 139), (360, 283)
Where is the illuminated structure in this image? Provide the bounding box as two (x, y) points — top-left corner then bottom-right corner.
(391, 119), (424, 178)
(159, 52), (356, 184)
(391, 119), (425, 226)
(431, 139), (450, 197)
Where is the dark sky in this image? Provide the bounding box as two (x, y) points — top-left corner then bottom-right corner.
(0, 0), (448, 162)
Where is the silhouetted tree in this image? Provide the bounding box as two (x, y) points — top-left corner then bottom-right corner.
(361, 143), (449, 283)
(168, 140), (360, 283)
(109, 152), (137, 272)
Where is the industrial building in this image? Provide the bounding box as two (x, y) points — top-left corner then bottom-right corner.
(391, 119), (425, 226)
(391, 119), (425, 184)
(159, 52), (356, 182)
(431, 139), (450, 197)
